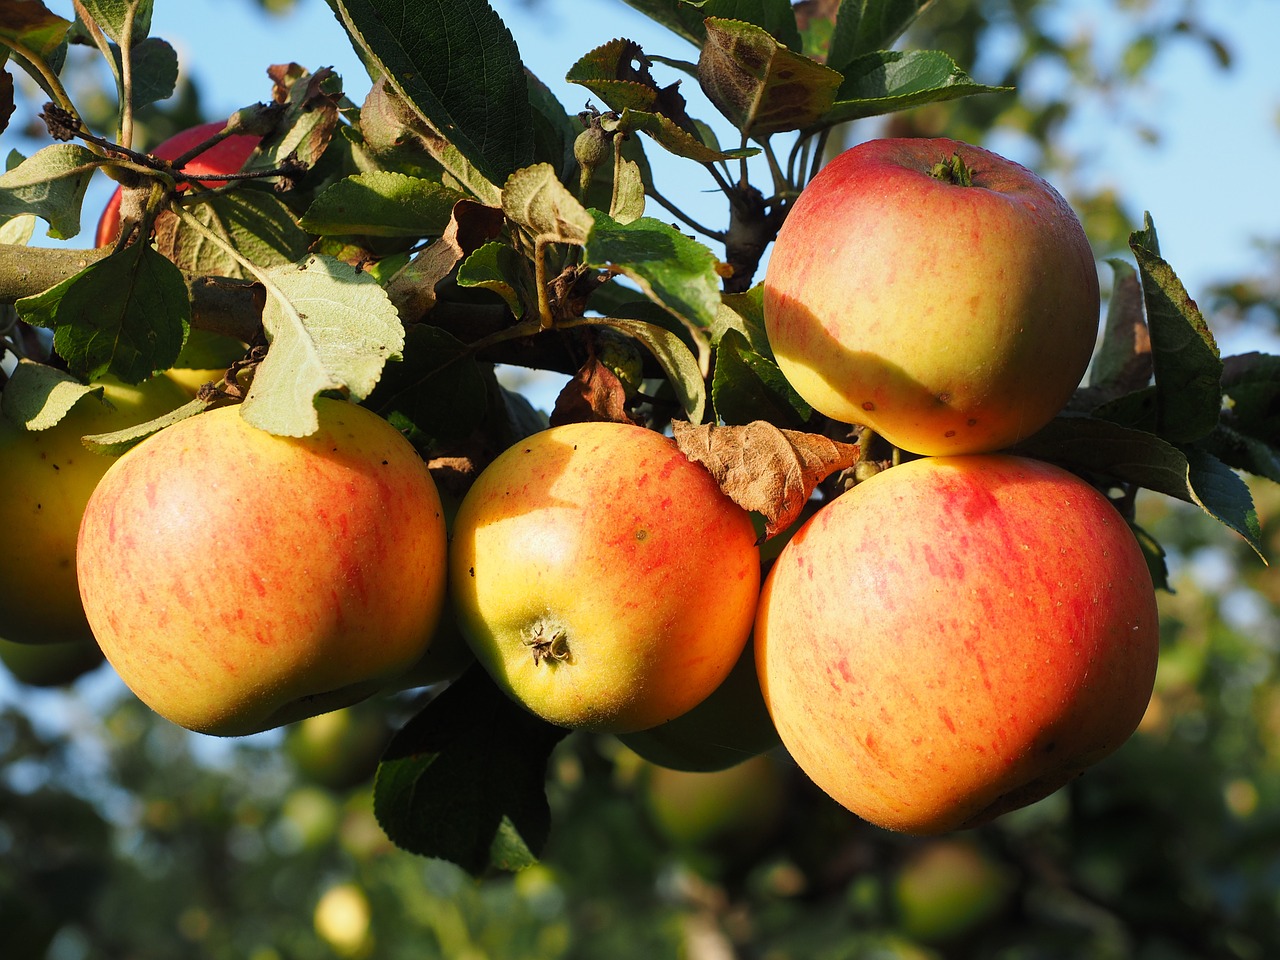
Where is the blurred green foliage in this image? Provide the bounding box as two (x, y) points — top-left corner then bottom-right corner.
(2, 0), (1279, 957)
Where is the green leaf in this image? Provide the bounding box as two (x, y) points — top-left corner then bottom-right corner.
(333, 0), (533, 187)
(1090, 258), (1151, 392)
(698, 18), (843, 136)
(301, 171), (465, 237)
(569, 315), (707, 424)
(82, 396), (208, 456)
(502, 162), (595, 244)
(1130, 216), (1223, 444)
(456, 241), (525, 316)
(566, 38), (700, 132)
(110, 36), (176, 109)
(373, 667), (568, 876)
(158, 189), (311, 279)
(584, 211), (722, 334)
(78, 0), (152, 44)
(0, 143), (99, 240)
(712, 328), (811, 427)
(1202, 423), (1280, 486)
(828, 0), (935, 73)
(823, 49), (1009, 126)
(714, 285), (771, 356)
(18, 242), (188, 383)
(612, 158), (646, 224)
(0, 359), (97, 430)
(1220, 352), (1280, 455)
(618, 0), (802, 50)
(240, 254), (404, 437)
(0, 0), (70, 58)
(1011, 415), (1264, 558)
(369, 324), (489, 448)
(610, 108), (758, 162)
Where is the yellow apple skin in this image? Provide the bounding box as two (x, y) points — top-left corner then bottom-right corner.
(449, 421), (760, 733)
(764, 138), (1099, 456)
(756, 454), (1159, 834)
(0, 376), (189, 645)
(76, 399), (448, 737)
(0, 634), (104, 687)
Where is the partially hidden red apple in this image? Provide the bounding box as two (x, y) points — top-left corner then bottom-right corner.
(96, 120), (260, 246)
(763, 138), (1100, 456)
(756, 454), (1159, 834)
(77, 399), (449, 737)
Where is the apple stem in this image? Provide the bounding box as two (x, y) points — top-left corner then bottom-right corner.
(930, 153), (975, 187)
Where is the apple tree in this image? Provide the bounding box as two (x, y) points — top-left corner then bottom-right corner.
(1, 0), (1279, 955)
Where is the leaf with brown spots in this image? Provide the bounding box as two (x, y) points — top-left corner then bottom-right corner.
(385, 199), (506, 322)
(672, 420), (860, 538)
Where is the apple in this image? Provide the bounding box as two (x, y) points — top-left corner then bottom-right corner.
(449, 421), (760, 733)
(618, 636), (779, 772)
(96, 119), (261, 246)
(642, 752), (789, 852)
(76, 399), (449, 737)
(763, 138), (1100, 456)
(0, 634), (104, 687)
(0, 376), (190, 645)
(891, 839), (1015, 942)
(755, 454), (1159, 834)
(285, 703), (392, 791)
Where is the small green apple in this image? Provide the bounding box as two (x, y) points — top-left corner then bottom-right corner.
(0, 634), (104, 687)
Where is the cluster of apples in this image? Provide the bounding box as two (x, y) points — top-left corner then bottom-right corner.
(0, 132), (1160, 839)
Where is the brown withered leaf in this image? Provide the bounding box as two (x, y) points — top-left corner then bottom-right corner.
(672, 420), (860, 539)
(386, 199), (505, 322)
(550, 353), (638, 427)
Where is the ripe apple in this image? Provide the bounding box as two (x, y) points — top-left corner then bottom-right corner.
(755, 454), (1159, 834)
(95, 119), (261, 246)
(76, 399), (449, 737)
(0, 376), (190, 645)
(0, 634), (104, 687)
(449, 421), (761, 733)
(763, 138), (1100, 456)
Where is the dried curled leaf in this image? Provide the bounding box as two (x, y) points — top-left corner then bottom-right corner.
(550, 353), (637, 428)
(672, 420), (860, 538)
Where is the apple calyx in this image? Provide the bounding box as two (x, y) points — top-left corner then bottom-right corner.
(524, 621), (572, 666)
(929, 152), (974, 187)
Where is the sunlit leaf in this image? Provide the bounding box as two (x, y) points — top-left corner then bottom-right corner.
(301, 171), (466, 237)
(0, 359), (97, 430)
(0, 143), (99, 240)
(827, 0), (935, 73)
(822, 49), (1009, 126)
(78, 0), (152, 44)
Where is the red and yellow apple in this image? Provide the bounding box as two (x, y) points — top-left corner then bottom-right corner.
(449, 421), (760, 733)
(96, 119), (261, 246)
(0, 376), (189, 645)
(756, 454), (1159, 834)
(763, 138), (1100, 455)
(76, 399), (448, 736)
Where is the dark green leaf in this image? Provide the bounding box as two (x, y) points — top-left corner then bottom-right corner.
(823, 49), (1009, 126)
(18, 242), (188, 383)
(1131, 523), (1171, 593)
(1011, 415), (1264, 557)
(373, 667), (567, 876)
(1220, 352), (1280, 457)
(1090, 258), (1152, 393)
(78, 0), (152, 44)
(712, 328), (811, 427)
(1202, 423), (1280, 486)
(110, 37), (176, 109)
(584, 211), (722, 334)
(0, 144), (99, 240)
(0, 62), (14, 138)
(368, 324), (489, 447)
(333, 0), (533, 187)
(618, 0), (802, 50)
(301, 172), (465, 237)
(698, 18), (843, 136)
(1130, 216), (1223, 443)
(828, 0), (935, 73)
